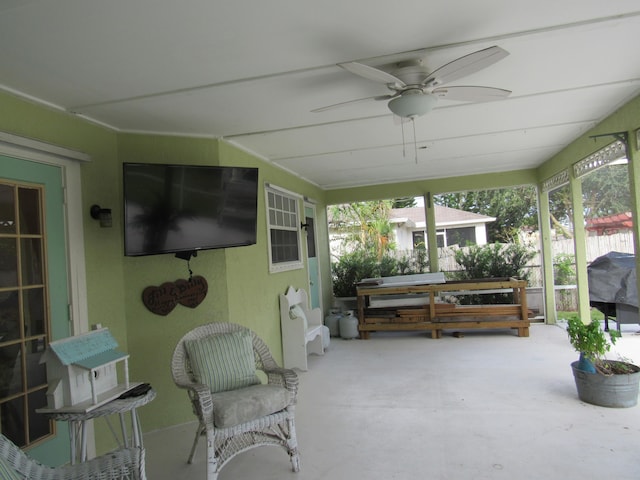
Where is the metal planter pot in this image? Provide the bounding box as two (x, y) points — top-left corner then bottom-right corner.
(571, 361), (640, 408)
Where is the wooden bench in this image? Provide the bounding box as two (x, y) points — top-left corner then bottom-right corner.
(356, 277), (530, 339)
(279, 286), (329, 370)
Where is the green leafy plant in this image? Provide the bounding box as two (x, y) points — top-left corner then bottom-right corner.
(566, 318), (627, 374)
(331, 249), (429, 297)
(566, 318), (615, 362)
(553, 253), (576, 285)
(451, 241), (535, 304)
(331, 251), (379, 297)
(395, 249), (429, 275)
(452, 242), (535, 281)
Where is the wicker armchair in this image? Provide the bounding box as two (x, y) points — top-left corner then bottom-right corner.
(171, 322), (300, 480)
(0, 433), (145, 480)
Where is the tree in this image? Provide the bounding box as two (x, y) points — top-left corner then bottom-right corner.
(435, 186), (538, 242)
(329, 200), (395, 259)
(329, 199), (429, 296)
(547, 162), (631, 238)
(582, 163), (630, 219)
(548, 184), (573, 238)
(392, 196), (417, 208)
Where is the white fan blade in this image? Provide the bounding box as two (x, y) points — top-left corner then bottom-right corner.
(339, 61), (406, 88)
(432, 86), (511, 102)
(311, 94), (393, 113)
(422, 46), (509, 87)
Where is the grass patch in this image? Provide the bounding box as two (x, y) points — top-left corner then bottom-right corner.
(556, 309), (605, 323)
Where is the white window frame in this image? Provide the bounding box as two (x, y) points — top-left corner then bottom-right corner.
(265, 183), (304, 273)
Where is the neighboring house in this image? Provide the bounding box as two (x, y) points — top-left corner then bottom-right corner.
(329, 205), (495, 256)
(390, 206), (495, 250)
(585, 212), (633, 236)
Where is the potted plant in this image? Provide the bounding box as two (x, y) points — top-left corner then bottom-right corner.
(566, 317), (640, 407)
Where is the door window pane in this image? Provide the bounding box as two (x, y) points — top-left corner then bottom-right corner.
(0, 239), (18, 288)
(0, 344), (23, 396)
(305, 216), (316, 257)
(18, 187), (41, 235)
(28, 389), (52, 441)
(23, 289), (45, 337)
(1, 396), (25, 446)
(0, 292), (20, 342)
(0, 184), (16, 234)
(20, 238), (43, 286)
(26, 338), (47, 389)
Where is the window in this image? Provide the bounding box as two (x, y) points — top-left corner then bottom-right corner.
(266, 185), (303, 272)
(412, 231), (426, 249)
(0, 181), (52, 447)
(446, 227), (476, 247)
(436, 227), (476, 248)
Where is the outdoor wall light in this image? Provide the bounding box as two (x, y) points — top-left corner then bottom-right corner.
(90, 204), (112, 228)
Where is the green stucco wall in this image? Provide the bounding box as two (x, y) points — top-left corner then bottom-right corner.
(0, 92), (329, 455)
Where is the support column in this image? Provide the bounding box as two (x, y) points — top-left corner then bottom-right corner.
(424, 192), (439, 272)
(569, 169), (590, 322)
(624, 129), (640, 305)
(538, 188), (557, 323)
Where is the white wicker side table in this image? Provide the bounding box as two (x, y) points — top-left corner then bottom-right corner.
(43, 388), (156, 464)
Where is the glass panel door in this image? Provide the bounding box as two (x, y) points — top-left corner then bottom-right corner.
(1, 154), (71, 462)
(0, 181), (51, 447)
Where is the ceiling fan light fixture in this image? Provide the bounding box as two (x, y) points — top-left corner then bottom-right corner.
(388, 92), (437, 118)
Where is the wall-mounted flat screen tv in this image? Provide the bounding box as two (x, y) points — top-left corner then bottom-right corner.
(123, 163), (259, 257)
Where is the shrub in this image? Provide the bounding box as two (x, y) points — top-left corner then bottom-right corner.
(452, 242), (534, 281)
(331, 251), (383, 297)
(452, 242), (535, 304)
(553, 253), (576, 285)
(331, 250), (429, 297)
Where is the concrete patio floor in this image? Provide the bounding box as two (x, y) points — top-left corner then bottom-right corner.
(144, 323), (640, 479)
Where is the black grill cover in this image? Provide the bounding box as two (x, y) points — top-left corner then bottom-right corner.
(587, 251), (637, 308)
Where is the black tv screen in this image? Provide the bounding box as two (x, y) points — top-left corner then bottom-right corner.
(123, 163), (259, 256)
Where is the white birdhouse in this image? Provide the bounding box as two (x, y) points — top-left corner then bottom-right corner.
(40, 328), (130, 412)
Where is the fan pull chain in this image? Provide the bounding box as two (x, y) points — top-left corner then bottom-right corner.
(412, 117), (418, 164)
(401, 118), (407, 158)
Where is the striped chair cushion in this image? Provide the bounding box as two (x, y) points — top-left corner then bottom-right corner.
(185, 330), (260, 393)
(0, 455), (22, 480)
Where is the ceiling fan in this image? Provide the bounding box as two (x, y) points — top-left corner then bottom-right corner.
(313, 45), (511, 118)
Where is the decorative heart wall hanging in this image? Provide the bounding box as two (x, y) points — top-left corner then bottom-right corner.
(142, 275), (208, 316)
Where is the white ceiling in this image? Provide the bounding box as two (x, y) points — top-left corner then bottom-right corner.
(2, 1), (639, 190)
